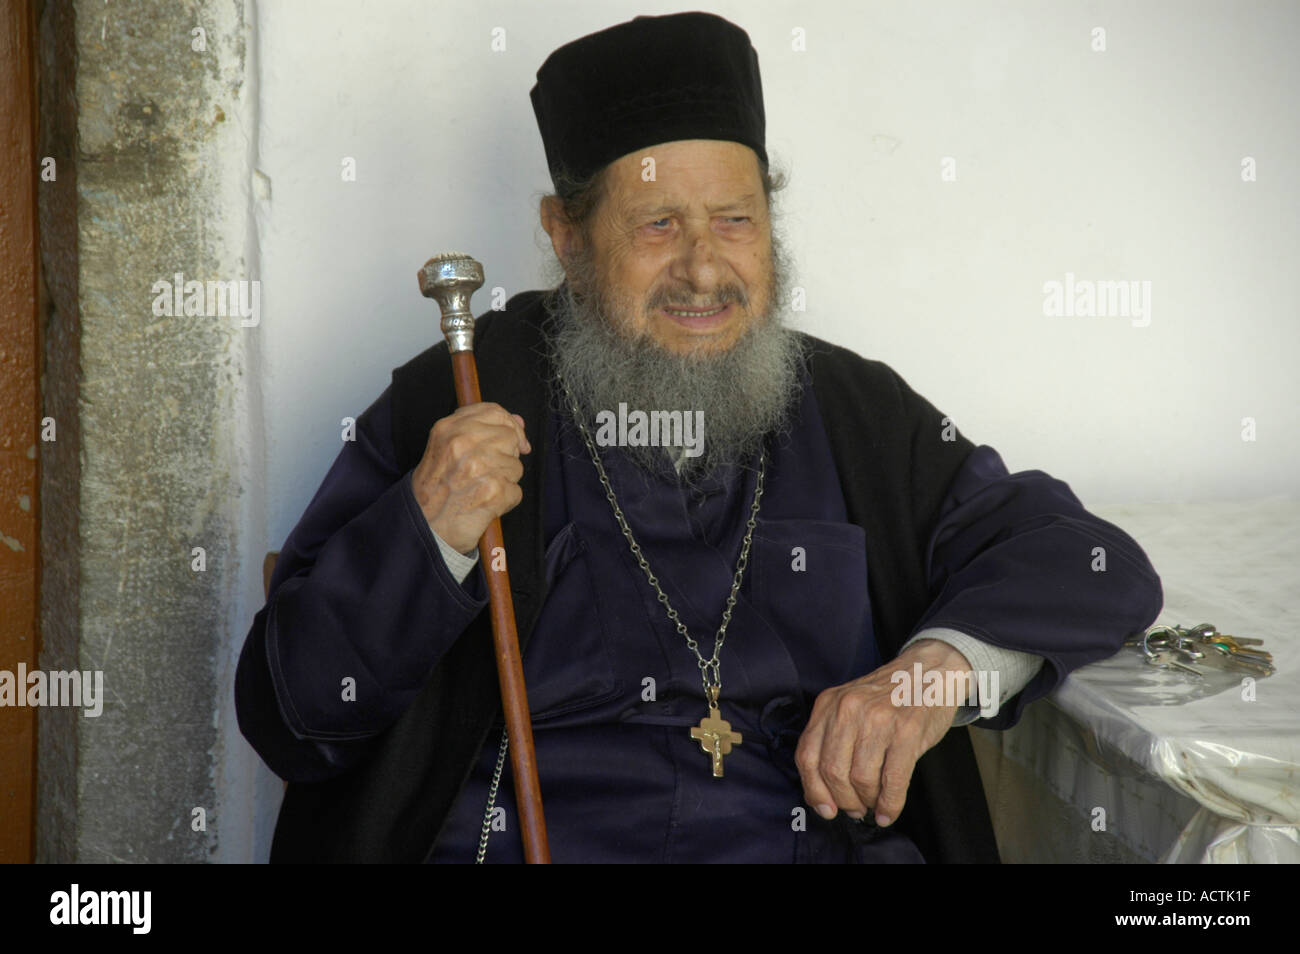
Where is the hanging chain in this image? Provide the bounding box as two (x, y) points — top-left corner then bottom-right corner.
(555, 372), (765, 698)
(475, 725), (510, 864)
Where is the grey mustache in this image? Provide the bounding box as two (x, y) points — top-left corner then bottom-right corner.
(650, 287), (747, 309)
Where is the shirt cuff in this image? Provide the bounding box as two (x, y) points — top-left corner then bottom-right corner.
(430, 524), (480, 584)
(901, 626), (1045, 725)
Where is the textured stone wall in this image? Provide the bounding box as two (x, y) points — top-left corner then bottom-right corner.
(37, 0), (265, 863)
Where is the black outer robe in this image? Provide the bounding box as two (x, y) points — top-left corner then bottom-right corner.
(257, 289), (1161, 863)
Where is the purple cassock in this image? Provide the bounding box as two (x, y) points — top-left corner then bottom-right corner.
(236, 344), (1164, 863)
(433, 366), (912, 862)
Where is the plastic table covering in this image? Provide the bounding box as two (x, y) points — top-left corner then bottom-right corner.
(969, 495), (1300, 864)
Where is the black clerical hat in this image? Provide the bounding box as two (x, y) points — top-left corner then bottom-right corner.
(530, 12), (768, 195)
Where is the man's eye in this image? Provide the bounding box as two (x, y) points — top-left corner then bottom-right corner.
(724, 216), (751, 224)
(648, 218), (671, 228)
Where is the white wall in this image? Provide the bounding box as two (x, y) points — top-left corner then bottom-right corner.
(256, 0), (1299, 548)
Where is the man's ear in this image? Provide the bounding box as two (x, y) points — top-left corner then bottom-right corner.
(540, 196), (579, 273)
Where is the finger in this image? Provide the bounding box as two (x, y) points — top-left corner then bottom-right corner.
(794, 715), (837, 821)
(451, 452), (525, 502)
(477, 425), (530, 460)
(444, 424), (528, 471)
(464, 472), (525, 521)
(872, 738), (921, 827)
(452, 407), (529, 456)
(480, 452), (525, 487)
(818, 706), (869, 818)
(510, 413), (531, 453)
(848, 723), (887, 819)
(450, 401), (518, 431)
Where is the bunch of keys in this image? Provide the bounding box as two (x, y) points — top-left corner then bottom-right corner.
(1124, 623), (1276, 678)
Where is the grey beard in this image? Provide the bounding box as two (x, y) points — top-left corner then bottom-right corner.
(542, 236), (804, 482)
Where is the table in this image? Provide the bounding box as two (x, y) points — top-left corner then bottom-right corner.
(969, 495), (1300, 863)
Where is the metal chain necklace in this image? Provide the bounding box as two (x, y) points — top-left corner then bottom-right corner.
(475, 375), (767, 862)
(557, 371), (764, 778)
(475, 725), (509, 864)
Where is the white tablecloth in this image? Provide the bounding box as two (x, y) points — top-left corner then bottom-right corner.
(969, 495), (1300, 863)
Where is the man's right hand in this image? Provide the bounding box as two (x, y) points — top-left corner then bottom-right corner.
(412, 402), (531, 554)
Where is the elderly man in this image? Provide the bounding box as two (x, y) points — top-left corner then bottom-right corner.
(235, 12), (1162, 863)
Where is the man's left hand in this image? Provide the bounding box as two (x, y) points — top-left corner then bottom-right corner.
(795, 638), (973, 827)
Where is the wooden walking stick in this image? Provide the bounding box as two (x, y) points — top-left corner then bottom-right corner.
(418, 252), (550, 864)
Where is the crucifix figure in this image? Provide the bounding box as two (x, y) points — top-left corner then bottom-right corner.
(690, 686), (743, 777)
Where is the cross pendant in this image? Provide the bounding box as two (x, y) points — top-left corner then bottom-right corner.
(690, 703), (742, 777)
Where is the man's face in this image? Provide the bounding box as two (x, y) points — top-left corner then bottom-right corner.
(572, 139), (773, 356)
(543, 139), (801, 479)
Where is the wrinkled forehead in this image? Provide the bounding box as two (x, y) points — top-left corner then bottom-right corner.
(598, 140), (766, 213)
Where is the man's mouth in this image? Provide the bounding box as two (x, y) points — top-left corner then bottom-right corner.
(659, 303), (733, 327)
(663, 304), (726, 316)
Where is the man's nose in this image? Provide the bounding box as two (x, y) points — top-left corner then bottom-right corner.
(671, 223), (725, 293)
